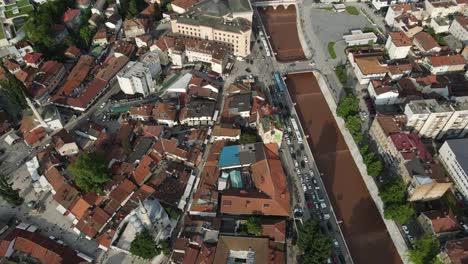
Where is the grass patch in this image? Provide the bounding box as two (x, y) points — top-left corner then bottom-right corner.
(319, 6), (334, 11)
(346, 6), (360, 16)
(327, 42), (337, 59)
(4, 5), (33, 18)
(335, 65), (348, 85)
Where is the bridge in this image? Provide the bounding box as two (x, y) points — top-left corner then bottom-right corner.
(250, 0), (297, 9)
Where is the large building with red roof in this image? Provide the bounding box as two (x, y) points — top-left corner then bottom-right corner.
(219, 143), (290, 217)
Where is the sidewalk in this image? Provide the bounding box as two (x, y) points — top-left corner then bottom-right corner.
(313, 71), (410, 264)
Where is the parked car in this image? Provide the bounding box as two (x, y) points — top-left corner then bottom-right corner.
(303, 156), (308, 163)
(402, 225), (410, 234)
(307, 202), (314, 209)
(320, 203), (327, 209)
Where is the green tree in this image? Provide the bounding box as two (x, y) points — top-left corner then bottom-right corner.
(345, 115), (361, 135)
(246, 217), (262, 236)
(68, 152), (111, 193)
(359, 144), (369, 155)
(0, 176), (23, 205)
(337, 94), (359, 119)
(130, 230), (160, 259)
(297, 219), (332, 264)
(383, 203), (414, 224)
(156, 73), (166, 85)
(380, 178), (406, 204)
(0, 72), (28, 109)
(367, 159), (383, 177)
(239, 132), (258, 144)
(79, 26), (93, 48)
(128, 0), (139, 17)
(380, 178), (414, 224)
(159, 240), (171, 256)
(409, 235), (441, 264)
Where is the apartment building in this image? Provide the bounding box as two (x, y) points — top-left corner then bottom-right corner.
(170, 0), (253, 57)
(385, 31), (412, 59)
(425, 0), (460, 18)
(117, 61), (155, 97)
(405, 99), (452, 138)
(439, 138), (468, 199)
(449, 16), (468, 44)
(405, 98), (468, 139)
(421, 54), (466, 75)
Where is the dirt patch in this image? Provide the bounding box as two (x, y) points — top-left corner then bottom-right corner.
(286, 72), (402, 264)
(258, 5), (306, 62)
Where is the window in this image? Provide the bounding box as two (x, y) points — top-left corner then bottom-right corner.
(263, 203), (270, 208)
(223, 200), (232, 206)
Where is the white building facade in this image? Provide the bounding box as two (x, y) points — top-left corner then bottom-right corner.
(117, 61), (155, 96)
(439, 139), (468, 199)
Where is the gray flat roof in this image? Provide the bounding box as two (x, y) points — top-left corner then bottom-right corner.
(446, 138), (468, 173)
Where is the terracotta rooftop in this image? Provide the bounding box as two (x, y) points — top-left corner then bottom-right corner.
(390, 3), (412, 12)
(0, 228), (87, 264)
(131, 155), (157, 186)
(422, 210), (461, 234)
(24, 53), (42, 64)
(214, 236), (284, 264)
(45, 167), (66, 191)
(171, 0), (201, 9)
(63, 8), (80, 23)
(445, 238), (468, 264)
(53, 183), (80, 210)
(103, 179), (137, 215)
(220, 144), (290, 216)
(375, 114), (406, 136)
(130, 104), (153, 118)
(152, 102), (177, 121)
(354, 56), (389, 75)
(426, 54), (466, 67)
(261, 219), (286, 243)
(70, 197), (91, 221)
(413, 31), (440, 51)
(389, 32), (412, 47)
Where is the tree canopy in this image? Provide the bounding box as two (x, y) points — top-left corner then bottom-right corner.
(0, 70), (28, 109)
(380, 178), (414, 224)
(245, 217), (262, 236)
(297, 219), (332, 264)
(337, 94), (359, 119)
(130, 230), (160, 259)
(239, 132), (258, 144)
(68, 152), (111, 193)
(0, 176), (23, 205)
(409, 235), (442, 264)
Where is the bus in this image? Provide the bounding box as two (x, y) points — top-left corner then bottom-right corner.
(290, 118), (303, 144)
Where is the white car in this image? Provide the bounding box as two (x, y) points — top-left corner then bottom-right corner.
(302, 184), (307, 192)
(287, 138), (292, 145)
(320, 203), (327, 209)
(303, 156), (308, 163)
(294, 160), (299, 168)
(333, 239), (339, 247)
(402, 225), (410, 234)
(296, 168), (301, 175)
(100, 102), (106, 109)
(309, 170), (314, 176)
(323, 213), (330, 220)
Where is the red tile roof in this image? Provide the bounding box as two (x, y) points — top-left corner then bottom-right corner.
(131, 155), (156, 186)
(0, 228), (87, 263)
(423, 210), (461, 234)
(63, 9), (80, 23)
(171, 0), (201, 9)
(426, 54), (466, 67)
(221, 144), (290, 216)
(104, 179), (137, 215)
(389, 133), (432, 161)
(24, 53), (42, 64)
(413, 32), (440, 51)
(389, 32), (412, 47)
(70, 197), (91, 221)
(45, 167), (66, 191)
